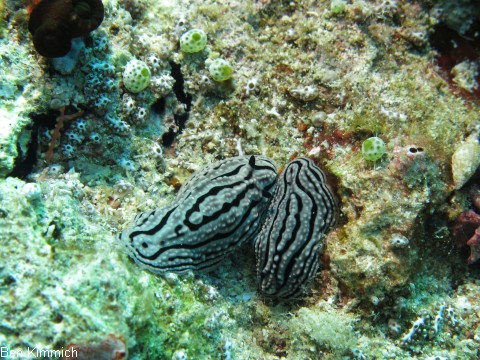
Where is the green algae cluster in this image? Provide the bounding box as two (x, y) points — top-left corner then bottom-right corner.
(362, 136), (386, 161)
(180, 29), (208, 53)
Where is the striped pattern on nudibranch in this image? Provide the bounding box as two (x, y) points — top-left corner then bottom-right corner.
(254, 157), (337, 299)
(119, 155), (277, 273)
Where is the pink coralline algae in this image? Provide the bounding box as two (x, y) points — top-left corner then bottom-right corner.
(389, 145), (426, 173)
(62, 334), (127, 360)
(452, 210), (480, 264)
(467, 227), (480, 264)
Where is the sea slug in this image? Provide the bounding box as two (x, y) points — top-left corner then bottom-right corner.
(119, 155), (277, 273)
(120, 155), (338, 300)
(254, 158), (337, 299)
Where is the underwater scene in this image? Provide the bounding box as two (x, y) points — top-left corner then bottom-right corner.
(0, 0), (480, 359)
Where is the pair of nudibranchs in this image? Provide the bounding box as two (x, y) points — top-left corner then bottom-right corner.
(118, 155), (337, 300)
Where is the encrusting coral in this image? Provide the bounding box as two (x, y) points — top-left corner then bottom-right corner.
(45, 107), (84, 164)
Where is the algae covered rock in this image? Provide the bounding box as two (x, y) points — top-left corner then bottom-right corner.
(288, 306), (357, 357)
(0, 175), (238, 359)
(0, 27), (43, 176)
(451, 133), (480, 189)
(1, 0), (480, 358)
(0, 110), (22, 176)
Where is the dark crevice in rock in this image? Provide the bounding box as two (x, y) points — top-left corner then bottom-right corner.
(162, 62), (192, 147)
(430, 20), (480, 100)
(10, 112), (56, 179)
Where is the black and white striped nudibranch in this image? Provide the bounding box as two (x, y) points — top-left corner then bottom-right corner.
(254, 157), (337, 300)
(119, 155), (277, 273)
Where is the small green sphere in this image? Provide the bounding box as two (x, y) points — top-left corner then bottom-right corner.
(330, 0), (346, 14)
(362, 137), (386, 161)
(180, 29), (207, 53)
(123, 59), (151, 93)
(208, 58), (233, 82)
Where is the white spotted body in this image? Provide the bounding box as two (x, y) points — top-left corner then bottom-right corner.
(120, 155), (277, 273)
(254, 158), (337, 299)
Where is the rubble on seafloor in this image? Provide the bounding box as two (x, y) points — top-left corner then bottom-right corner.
(0, 0), (479, 358)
